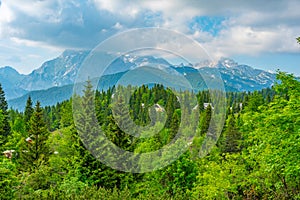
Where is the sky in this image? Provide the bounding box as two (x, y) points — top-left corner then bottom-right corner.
(0, 0), (300, 75)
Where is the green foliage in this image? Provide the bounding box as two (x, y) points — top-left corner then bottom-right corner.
(19, 101), (50, 171)
(222, 113), (242, 153)
(0, 83), (11, 148)
(0, 158), (18, 199)
(168, 109), (181, 142)
(158, 152), (197, 196)
(192, 152), (247, 199)
(1, 72), (300, 199)
(24, 96), (34, 131)
(59, 100), (74, 128)
(241, 72), (300, 199)
(16, 164), (54, 196)
(199, 104), (212, 135)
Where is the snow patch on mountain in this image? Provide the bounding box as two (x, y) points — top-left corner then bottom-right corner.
(3, 50), (279, 101)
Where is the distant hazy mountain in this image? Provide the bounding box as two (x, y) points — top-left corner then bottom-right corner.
(3, 50), (278, 110)
(8, 58), (277, 111)
(201, 58), (276, 91)
(19, 50), (90, 91)
(1, 50), (90, 100)
(0, 66), (28, 100)
(8, 84), (74, 111)
(8, 73), (125, 111)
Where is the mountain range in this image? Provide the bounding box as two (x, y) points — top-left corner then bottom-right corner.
(0, 50), (277, 111)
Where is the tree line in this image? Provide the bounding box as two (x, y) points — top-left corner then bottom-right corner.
(0, 71), (299, 199)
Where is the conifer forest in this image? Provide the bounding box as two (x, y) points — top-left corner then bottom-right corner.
(0, 71), (299, 199)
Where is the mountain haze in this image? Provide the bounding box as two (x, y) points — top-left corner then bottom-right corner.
(0, 66), (28, 100)
(19, 50), (90, 91)
(1, 50), (278, 110)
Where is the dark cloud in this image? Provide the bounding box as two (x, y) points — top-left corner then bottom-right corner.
(3, 1), (162, 49)
(1, 0), (299, 62)
(3, 0), (300, 45)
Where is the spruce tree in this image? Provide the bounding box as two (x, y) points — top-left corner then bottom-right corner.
(75, 80), (106, 182)
(24, 96), (34, 131)
(75, 80), (130, 188)
(75, 79), (100, 148)
(0, 83), (8, 112)
(165, 92), (179, 128)
(199, 104), (212, 136)
(0, 83), (10, 147)
(168, 109), (180, 143)
(223, 113), (241, 153)
(19, 101), (50, 171)
(108, 95), (132, 150)
(197, 94), (205, 113)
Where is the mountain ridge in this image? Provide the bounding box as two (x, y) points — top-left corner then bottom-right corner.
(2, 50), (277, 108)
(0, 66), (28, 100)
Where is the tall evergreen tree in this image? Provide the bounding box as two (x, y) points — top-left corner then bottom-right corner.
(107, 95), (133, 150)
(0, 83), (8, 112)
(223, 112), (241, 153)
(168, 109), (180, 143)
(24, 96), (34, 131)
(197, 93), (205, 113)
(74, 80), (132, 188)
(19, 101), (50, 171)
(75, 79), (99, 148)
(199, 104), (212, 136)
(0, 83), (10, 148)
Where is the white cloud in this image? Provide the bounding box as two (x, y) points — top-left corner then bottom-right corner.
(1, 0), (62, 22)
(90, 0), (300, 57)
(0, 1), (16, 37)
(202, 18), (300, 60)
(0, 1), (14, 23)
(113, 22), (123, 30)
(92, 0), (140, 18)
(1, 0), (300, 72)
(10, 37), (63, 51)
(92, 0), (120, 13)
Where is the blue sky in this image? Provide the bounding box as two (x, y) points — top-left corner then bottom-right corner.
(0, 0), (300, 75)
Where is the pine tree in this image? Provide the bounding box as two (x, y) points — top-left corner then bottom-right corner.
(197, 93), (205, 113)
(73, 80), (106, 186)
(245, 91), (264, 112)
(75, 79), (100, 148)
(106, 93), (133, 150)
(165, 92), (179, 128)
(199, 104), (212, 136)
(223, 112), (241, 153)
(0, 83), (10, 148)
(168, 109), (180, 143)
(19, 101), (50, 171)
(74, 80), (132, 188)
(0, 84), (8, 112)
(24, 96), (34, 131)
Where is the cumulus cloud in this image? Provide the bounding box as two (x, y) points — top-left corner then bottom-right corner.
(0, 0), (300, 63)
(113, 22), (123, 30)
(90, 0), (300, 57)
